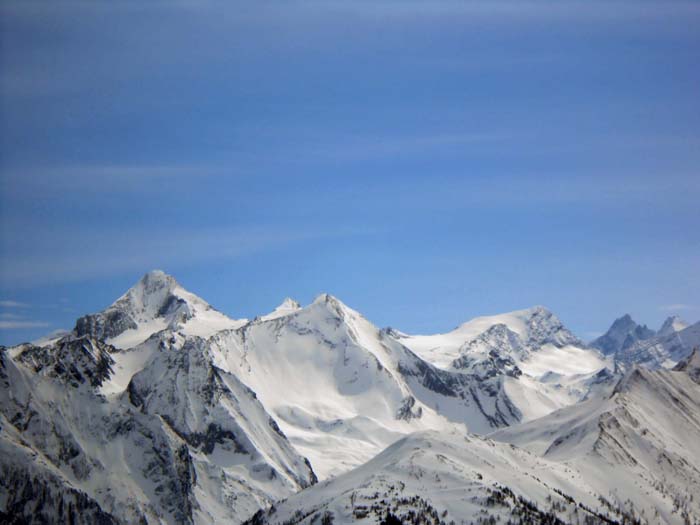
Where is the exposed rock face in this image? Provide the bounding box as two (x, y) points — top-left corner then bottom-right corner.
(14, 335), (115, 388)
(591, 314), (655, 355)
(616, 320), (700, 370)
(395, 396), (422, 421)
(673, 348), (700, 384)
(522, 306), (582, 348)
(0, 453), (120, 525)
(452, 324), (527, 370)
(75, 309), (138, 341)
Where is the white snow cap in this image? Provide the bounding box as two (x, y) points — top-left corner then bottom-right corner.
(259, 297), (302, 321)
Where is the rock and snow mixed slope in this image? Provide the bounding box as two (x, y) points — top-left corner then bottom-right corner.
(614, 320), (700, 370)
(658, 315), (689, 337)
(246, 353), (700, 525)
(493, 351), (700, 524)
(395, 306), (612, 421)
(590, 314), (656, 356)
(2, 269), (698, 524)
(0, 273), (317, 524)
(591, 313), (697, 370)
(1, 334), (316, 524)
(0, 271), (541, 521)
(208, 294), (524, 479)
(244, 429), (635, 525)
(75, 270), (247, 349)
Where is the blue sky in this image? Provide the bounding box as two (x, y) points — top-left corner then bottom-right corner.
(1, 1), (699, 345)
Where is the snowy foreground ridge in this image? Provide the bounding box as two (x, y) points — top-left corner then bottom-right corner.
(2, 271), (700, 524)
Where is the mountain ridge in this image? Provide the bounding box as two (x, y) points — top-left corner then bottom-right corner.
(2, 270), (698, 524)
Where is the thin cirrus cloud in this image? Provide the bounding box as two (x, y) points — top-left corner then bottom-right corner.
(0, 224), (374, 288)
(0, 320), (50, 330)
(0, 300), (28, 308)
(659, 304), (696, 312)
(0, 302), (49, 330)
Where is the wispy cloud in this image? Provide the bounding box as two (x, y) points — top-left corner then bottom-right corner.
(659, 303), (696, 312)
(0, 224), (373, 288)
(0, 164), (227, 198)
(0, 320), (49, 330)
(0, 300), (28, 308)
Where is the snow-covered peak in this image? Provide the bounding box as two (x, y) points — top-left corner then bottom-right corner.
(402, 305), (583, 372)
(73, 270), (246, 349)
(311, 292), (340, 307)
(309, 292), (352, 319)
(279, 297), (301, 310)
(259, 297), (302, 321)
(451, 305), (580, 348)
(121, 269), (179, 315)
(658, 315), (688, 337)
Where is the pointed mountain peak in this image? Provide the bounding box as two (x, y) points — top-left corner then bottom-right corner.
(278, 297), (301, 311)
(115, 270), (194, 321)
(449, 305), (580, 350)
(137, 269), (177, 288)
(611, 314), (635, 329)
(259, 297), (302, 321)
(658, 315), (688, 337)
(526, 305), (550, 315)
(518, 306), (581, 348)
(311, 293), (355, 320)
(73, 270), (244, 347)
(312, 292), (332, 304)
(125, 270), (179, 305)
(312, 293), (345, 309)
(591, 313), (655, 355)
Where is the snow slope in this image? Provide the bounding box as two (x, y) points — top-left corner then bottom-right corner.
(244, 429), (635, 525)
(3, 273), (616, 485)
(397, 306), (583, 368)
(0, 333), (316, 524)
(249, 354), (700, 525)
(208, 294), (523, 479)
(615, 320), (700, 370)
(492, 358), (700, 524)
(396, 306), (611, 422)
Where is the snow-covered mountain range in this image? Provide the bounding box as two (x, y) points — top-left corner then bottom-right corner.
(2, 270), (698, 524)
(248, 349), (700, 525)
(592, 313), (699, 370)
